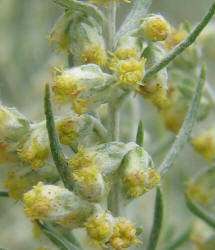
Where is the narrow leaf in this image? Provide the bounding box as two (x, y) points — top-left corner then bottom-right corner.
(143, 2), (215, 81)
(44, 83), (73, 191)
(185, 195), (215, 229)
(115, 0), (152, 43)
(136, 120), (144, 147)
(146, 187), (163, 250)
(158, 65), (206, 177)
(36, 220), (80, 250)
(53, 0), (105, 25)
(0, 191), (9, 197)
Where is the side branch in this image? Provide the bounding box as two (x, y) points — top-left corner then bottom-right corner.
(143, 2), (215, 81)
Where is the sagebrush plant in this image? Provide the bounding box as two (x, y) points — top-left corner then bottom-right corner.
(1, 0), (215, 249)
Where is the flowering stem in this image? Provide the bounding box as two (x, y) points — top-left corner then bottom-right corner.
(185, 195), (215, 229)
(158, 65), (206, 177)
(44, 83), (73, 191)
(166, 227), (192, 250)
(108, 105), (120, 141)
(143, 2), (215, 81)
(0, 191), (9, 197)
(36, 220), (80, 250)
(146, 187), (163, 250)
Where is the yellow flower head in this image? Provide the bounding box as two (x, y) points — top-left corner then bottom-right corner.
(109, 218), (140, 250)
(191, 127), (215, 163)
(72, 98), (89, 115)
(24, 182), (51, 220)
(114, 36), (143, 60)
(52, 68), (84, 105)
(56, 118), (78, 145)
(123, 168), (160, 197)
(163, 25), (187, 50)
(121, 146), (159, 198)
(112, 58), (146, 90)
(86, 212), (114, 244)
(81, 44), (107, 68)
(69, 144), (95, 169)
(140, 15), (171, 41)
(73, 165), (100, 185)
(48, 13), (72, 53)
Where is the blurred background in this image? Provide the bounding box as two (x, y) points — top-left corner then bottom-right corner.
(0, 0), (214, 249)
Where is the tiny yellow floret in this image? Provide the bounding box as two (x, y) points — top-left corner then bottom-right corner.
(86, 213), (113, 243)
(24, 182), (51, 220)
(109, 218), (140, 250)
(81, 44), (107, 68)
(56, 118), (78, 145)
(112, 58), (146, 90)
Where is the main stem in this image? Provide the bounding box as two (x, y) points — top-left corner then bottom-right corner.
(105, 2), (121, 216)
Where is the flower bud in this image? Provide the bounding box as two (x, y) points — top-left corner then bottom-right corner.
(4, 164), (59, 200)
(86, 211), (140, 249)
(191, 127), (215, 163)
(0, 105), (29, 142)
(24, 182), (94, 227)
(114, 36), (143, 60)
(18, 125), (49, 170)
(69, 142), (137, 201)
(0, 105), (30, 163)
(71, 15), (107, 68)
(110, 57), (146, 91)
(52, 64), (113, 114)
(138, 14), (170, 41)
(86, 211), (115, 244)
(120, 146), (160, 198)
(109, 218), (140, 250)
(73, 165), (106, 202)
(56, 113), (94, 145)
(140, 43), (168, 109)
(48, 12), (72, 53)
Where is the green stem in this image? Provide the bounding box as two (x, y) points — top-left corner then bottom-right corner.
(104, 2), (116, 51)
(146, 187), (163, 250)
(185, 195), (215, 229)
(91, 116), (108, 142)
(143, 2), (215, 81)
(107, 174), (121, 216)
(166, 227), (192, 250)
(158, 65), (206, 177)
(44, 83), (73, 191)
(108, 105), (120, 141)
(36, 220), (80, 250)
(0, 191), (9, 197)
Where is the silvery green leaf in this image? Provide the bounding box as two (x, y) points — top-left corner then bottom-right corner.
(158, 65), (206, 177)
(115, 0), (152, 43)
(53, 0), (106, 26)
